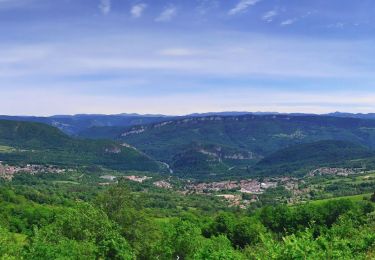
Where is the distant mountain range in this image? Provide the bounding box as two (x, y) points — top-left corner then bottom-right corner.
(0, 114), (173, 135)
(326, 112), (375, 120)
(1, 112), (374, 136)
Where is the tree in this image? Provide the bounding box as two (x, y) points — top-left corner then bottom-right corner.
(0, 226), (24, 259)
(172, 219), (203, 259)
(231, 217), (266, 248)
(204, 212), (236, 238)
(259, 205), (292, 234)
(95, 184), (164, 259)
(193, 235), (244, 260)
(26, 203), (133, 260)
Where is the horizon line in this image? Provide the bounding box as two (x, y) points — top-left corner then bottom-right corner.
(1, 111), (374, 118)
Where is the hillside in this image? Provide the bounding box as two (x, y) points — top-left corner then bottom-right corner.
(255, 140), (374, 176)
(111, 114), (375, 176)
(0, 114), (174, 135)
(0, 120), (160, 172)
(8, 114), (375, 178)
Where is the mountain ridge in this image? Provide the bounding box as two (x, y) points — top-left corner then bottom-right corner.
(0, 120), (160, 172)
(111, 114), (375, 177)
(254, 140), (374, 176)
(2, 111), (375, 136)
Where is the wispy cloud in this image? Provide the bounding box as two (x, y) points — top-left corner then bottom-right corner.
(281, 11), (313, 26)
(197, 0), (219, 15)
(281, 18), (297, 26)
(131, 3), (147, 18)
(262, 10), (277, 23)
(0, 0), (34, 9)
(2, 32), (373, 81)
(99, 0), (111, 15)
(228, 0), (261, 16)
(158, 48), (197, 57)
(1, 30), (374, 115)
(155, 6), (177, 22)
(327, 22), (345, 29)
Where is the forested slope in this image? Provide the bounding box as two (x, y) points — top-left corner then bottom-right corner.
(113, 115), (375, 176)
(0, 120), (160, 172)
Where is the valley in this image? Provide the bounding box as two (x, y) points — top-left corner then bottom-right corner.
(2, 158), (373, 210)
(78, 114), (375, 178)
(0, 114), (374, 259)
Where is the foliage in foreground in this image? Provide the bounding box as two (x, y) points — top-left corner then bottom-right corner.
(0, 183), (374, 259)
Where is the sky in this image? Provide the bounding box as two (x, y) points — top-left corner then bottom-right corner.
(0, 0), (374, 116)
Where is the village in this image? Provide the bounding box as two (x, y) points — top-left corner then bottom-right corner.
(0, 161), (68, 181)
(99, 174), (173, 189)
(114, 173), (307, 207)
(308, 167), (359, 177)
(1, 161), (365, 209)
(184, 178), (278, 194)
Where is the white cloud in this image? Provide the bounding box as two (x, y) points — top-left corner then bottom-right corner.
(131, 3), (147, 18)
(158, 48), (197, 57)
(0, 0), (34, 9)
(262, 10), (277, 23)
(328, 22), (345, 29)
(228, 0), (261, 16)
(99, 0), (111, 15)
(1, 32), (373, 82)
(155, 6), (177, 22)
(280, 11), (313, 26)
(1, 32), (374, 115)
(197, 0), (219, 15)
(281, 18), (297, 26)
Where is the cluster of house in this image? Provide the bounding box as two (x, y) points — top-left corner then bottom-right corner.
(124, 175), (152, 183)
(215, 194), (247, 208)
(182, 176), (307, 207)
(184, 178), (278, 194)
(100, 174), (173, 189)
(308, 167), (357, 177)
(153, 180), (172, 189)
(0, 162), (67, 181)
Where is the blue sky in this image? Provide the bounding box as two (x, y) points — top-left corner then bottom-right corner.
(0, 0), (374, 115)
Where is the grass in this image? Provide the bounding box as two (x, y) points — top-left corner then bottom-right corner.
(310, 193), (373, 205)
(0, 145), (16, 153)
(313, 172), (375, 189)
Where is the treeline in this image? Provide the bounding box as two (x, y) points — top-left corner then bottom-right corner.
(0, 183), (374, 259)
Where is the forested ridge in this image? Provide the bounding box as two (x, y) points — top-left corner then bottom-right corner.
(97, 114), (375, 177)
(0, 120), (160, 172)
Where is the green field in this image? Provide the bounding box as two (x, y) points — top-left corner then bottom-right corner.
(309, 193), (373, 205)
(0, 145), (15, 153)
